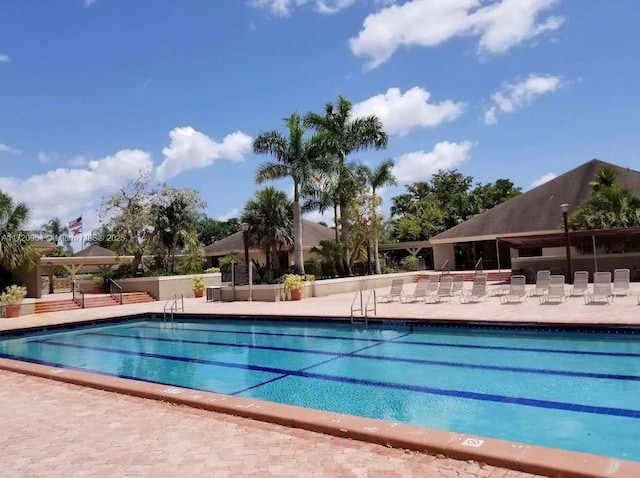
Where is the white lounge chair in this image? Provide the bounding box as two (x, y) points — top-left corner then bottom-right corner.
(460, 275), (487, 303)
(529, 270), (551, 297)
(540, 275), (566, 304)
(377, 278), (404, 303)
(568, 271), (589, 297)
(613, 268), (630, 296)
(402, 278), (434, 303)
(450, 275), (465, 296)
(425, 276), (453, 303)
(585, 272), (613, 304)
(500, 275), (527, 304)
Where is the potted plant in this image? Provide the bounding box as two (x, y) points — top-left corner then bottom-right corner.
(1, 285), (27, 318)
(283, 274), (305, 301)
(91, 275), (104, 294)
(192, 275), (205, 298)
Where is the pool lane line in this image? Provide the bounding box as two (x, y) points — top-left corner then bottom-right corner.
(82, 331), (640, 383)
(134, 325), (640, 358)
(27, 339), (640, 419)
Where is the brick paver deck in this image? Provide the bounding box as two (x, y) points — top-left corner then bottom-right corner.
(0, 370), (546, 477)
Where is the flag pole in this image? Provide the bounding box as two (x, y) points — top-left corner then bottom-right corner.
(81, 213), (84, 251)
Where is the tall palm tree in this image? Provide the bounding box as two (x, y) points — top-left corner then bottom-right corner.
(305, 96), (388, 276)
(0, 191), (37, 273)
(40, 217), (71, 252)
(253, 113), (320, 275)
(358, 159), (396, 274)
(241, 187), (293, 277)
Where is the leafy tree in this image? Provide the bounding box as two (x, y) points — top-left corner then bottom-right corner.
(88, 224), (124, 251)
(569, 167), (640, 230)
(40, 217), (71, 253)
(0, 190), (37, 273)
(149, 185), (205, 273)
(253, 113), (322, 275)
(177, 231), (205, 274)
(310, 240), (343, 278)
(241, 187), (293, 277)
(99, 173), (152, 275)
(196, 217), (240, 246)
(388, 171), (521, 242)
(357, 159), (396, 274)
(305, 95), (388, 276)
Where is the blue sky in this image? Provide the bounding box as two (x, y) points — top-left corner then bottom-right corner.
(1, 0), (639, 240)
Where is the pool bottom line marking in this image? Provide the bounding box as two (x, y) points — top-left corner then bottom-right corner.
(23, 339), (640, 420)
(80, 331), (640, 383)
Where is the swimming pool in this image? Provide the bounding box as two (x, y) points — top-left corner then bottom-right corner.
(1, 317), (638, 462)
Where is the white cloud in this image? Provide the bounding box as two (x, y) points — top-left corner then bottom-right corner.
(484, 74), (562, 124)
(392, 141), (473, 184)
(531, 172), (557, 188)
(0, 53), (9, 63)
(249, 0), (374, 16)
(352, 87), (465, 136)
(38, 151), (59, 164)
(156, 127), (253, 181)
(0, 150), (153, 231)
(303, 210), (336, 228)
(68, 155), (88, 167)
(349, 0), (564, 69)
(217, 208), (241, 221)
(85, 0), (96, 5)
(0, 143), (22, 155)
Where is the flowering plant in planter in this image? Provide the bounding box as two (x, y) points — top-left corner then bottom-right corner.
(1, 285), (27, 318)
(192, 275), (205, 298)
(283, 274), (305, 300)
(91, 275), (104, 293)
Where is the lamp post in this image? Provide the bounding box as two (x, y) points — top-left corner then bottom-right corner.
(560, 203), (572, 283)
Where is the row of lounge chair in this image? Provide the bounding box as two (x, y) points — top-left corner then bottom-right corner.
(377, 268), (634, 305)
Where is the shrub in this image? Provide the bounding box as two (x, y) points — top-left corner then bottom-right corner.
(303, 260), (322, 278)
(0, 285), (27, 305)
(92, 275), (104, 286)
(282, 274), (305, 293)
(192, 275), (205, 292)
(400, 255), (419, 272)
(204, 267), (220, 273)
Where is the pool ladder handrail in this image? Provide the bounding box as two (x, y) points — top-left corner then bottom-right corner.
(350, 289), (376, 325)
(163, 293), (184, 324)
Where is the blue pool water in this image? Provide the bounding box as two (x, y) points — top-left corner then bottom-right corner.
(1, 318), (639, 461)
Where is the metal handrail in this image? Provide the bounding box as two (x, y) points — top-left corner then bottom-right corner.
(474, 257), (483, 274)
(72, 280), (85, 309)
(350, 290), (363, 321)
(440, 260), (450, 276)
(109, 279), (123, 305)
(363, 290), (377, 321)
(163, 293), (184, 323)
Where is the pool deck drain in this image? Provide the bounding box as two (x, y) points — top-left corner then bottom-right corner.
(2, 284), (640, 477)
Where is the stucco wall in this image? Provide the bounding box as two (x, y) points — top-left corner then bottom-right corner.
(118, 273), (222, 300)
(512, 252), (640, 281)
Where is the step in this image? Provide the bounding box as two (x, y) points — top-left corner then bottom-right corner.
(35, 292), (156, 313)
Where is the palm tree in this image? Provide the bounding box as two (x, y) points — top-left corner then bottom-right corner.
(357, 159), (396, 274)
(589, 166), (618, 192)
(241, 187), (293, 277)
(305, 96), (388, 276)
(0, 190), (37, 273)
(253, 113), (320, 275)
(40, 217), (71, 252)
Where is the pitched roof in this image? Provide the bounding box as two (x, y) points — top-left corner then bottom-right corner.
(73, 244), (117, 257)
(204, 219), (336, 256)
(430, 159), (640, 243)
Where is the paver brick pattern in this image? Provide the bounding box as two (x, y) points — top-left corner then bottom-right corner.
(0, 370), (548, 477)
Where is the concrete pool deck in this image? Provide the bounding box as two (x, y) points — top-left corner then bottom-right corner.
(2, 282), (640, 477)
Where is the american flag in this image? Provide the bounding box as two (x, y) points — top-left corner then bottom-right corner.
(69, 216), (82, 236)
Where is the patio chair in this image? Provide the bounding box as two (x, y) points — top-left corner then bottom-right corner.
(377, 278), (405, 303)
(489, 281), (510, 297)
(612, 268), (630, 296)
(528, 270), (551, 297)
(567, 271), (589, 297)
(540, 275), (566, 304)
(402, 278), (436, 303)
(459, 275), (487, 303)
(585, 272), (613, 304)
(425, 276), (453, 303)
(500, 275), (527, 304)
(450, 275), (464, 296)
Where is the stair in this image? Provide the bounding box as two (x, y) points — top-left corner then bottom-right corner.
(35, 292), (156, 314)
